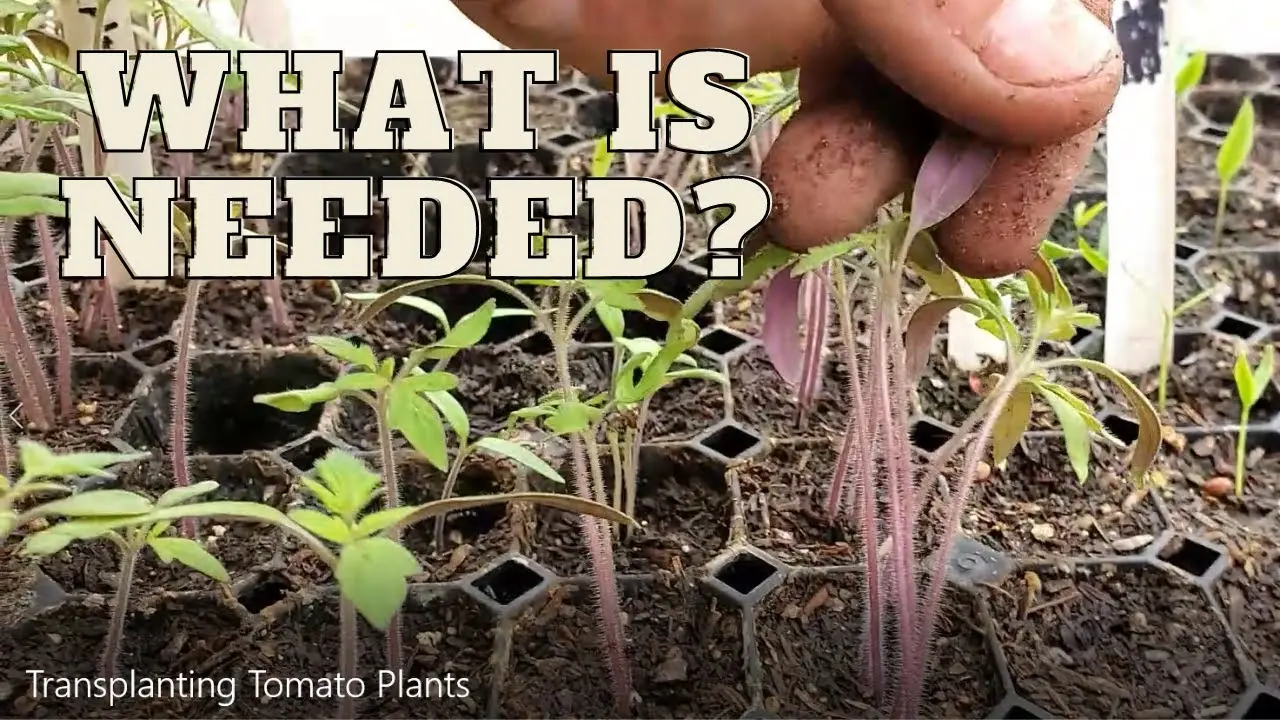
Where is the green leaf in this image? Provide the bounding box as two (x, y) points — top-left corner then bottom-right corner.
(309, 336), (378, 371)
(425, 390), (469, 441)
(352, 506), (420, 538)
(1073, 200), (1107, 229)
(1251, 345), (1275, 406)
(253, 384), (340, 412)
(0, 195), (66, 218)
(632, 289), (683, 322)
(387, 385), (449, 471)
(314, 451), (383, 520)
(398, 371), (458, 394)
(21, 530), (73, 556)
(1234, 342), (1257, 407)
(1076, 238), (1108, 274)
(154, 480), (220, 509)
(287, 508), (352, 545)
(1217, 97), (1255, 184)
(16, 442), (147, 483)
(991, 383), (1034, 466)
(1175, 52), (1207, 97)
(683, 243), (796, 318)
(345, 292), (450, 332)
(543, 400), (599, 435)
(157, 0), (258, 51)
(1037, 388), (1093, 483)
(594, 301), (625, 340)
(148, 537), (230, 583)
(791, 236), (865, 276)
(436, 299), (496, 350)
(902, 297), (1018, 383)
(335, 537), (421, 630)
(35, 489), (153, 518)
(0, 170), (60, 201)
(666, 368), (730, 386)
(1048, 358), (1162, 485)
(474, 437), (565, 485)
(334, 372), (388, 392)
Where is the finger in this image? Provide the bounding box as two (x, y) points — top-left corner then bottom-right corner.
(820, 0), (1121, 146)
(932, 127), (1098, 277)
(931, 0), (1110, 276)
(761, 32), (937, 252)
(449, 0), (827, 90)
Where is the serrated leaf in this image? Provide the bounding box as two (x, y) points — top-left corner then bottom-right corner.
(288, 508), (352, 545)
(435, 299), (496, 351)
(905, 128), (1000, 241)
(543, 401), (597, 435)
(314, 450), (383, 519)
(388, 386), (448, 471)
(424, 390), (469, 440)
(335, 536), (421, 629)
(352, 505), (420, 538)
(1038, 388), (1092, 483)
(398, 372), (457, 394)
(149, 537), (230, 583)
(474, 437), (565, 485)
(334, 372), (388, 392)
(254, 384), (340, 412)
(991, 383), (1034, 465)
(791, 236), (864, 276)
(309, 336), (377, 371)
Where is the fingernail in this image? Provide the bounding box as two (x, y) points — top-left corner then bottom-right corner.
(979, 0), (1117, 86)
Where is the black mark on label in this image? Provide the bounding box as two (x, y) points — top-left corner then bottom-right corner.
(1116, 0), (1165, 84)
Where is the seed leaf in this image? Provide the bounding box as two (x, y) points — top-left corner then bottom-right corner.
(154, 480), (220, 509)
(1217, 98), (1255, 184)
(149, 537), (230, 583)
(906, 128), (1000, 242)
(991, 383), (1034, 466)
(474, 437), (566, 485)
(903, 296), (1016, 383)
(1234, 343), (1257, 407)
(16, 442), (147, 483)
(344, 292), (450, 332)
(253, 384), (340, 412)
(761, 268), (804, 386)
(36, 489), (154, 518)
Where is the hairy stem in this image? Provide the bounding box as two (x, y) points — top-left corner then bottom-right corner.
(0, 381), (10, 478)
(796, 269), (830, 429)
(172, 279), (202, 539)
(1156, 318), (1173, 413)
(338, 596), (358, 720)
(0, 123), (55, 428)
(100, 546), (138, 678)
(375, 394), (404, 671)
(554, 286), (631, 714)
(19, 126), (72, 419)
(896, 371), (1020, 717)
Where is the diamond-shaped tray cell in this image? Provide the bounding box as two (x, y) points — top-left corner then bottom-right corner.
(120, 350), (335, 455)
(697, 325), (756, 361)
(1151, 533), (1231, 587)
(702, 546), (786, 607)
(461, 553), (556, 617)
(987, 693), (1055, 719)
(1230, 685), (1280, 719)
(694, 420), (765, 464)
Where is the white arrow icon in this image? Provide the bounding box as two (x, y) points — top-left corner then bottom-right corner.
(8, 403), (22, 430)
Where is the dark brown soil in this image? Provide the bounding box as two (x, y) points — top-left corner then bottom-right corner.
(21, 354), (141, 450)
(985, 563), (1245, 718)
(1195, 250), (1280, 327)
(502, 578), (748, 719)
(755, 570), (1001, 718)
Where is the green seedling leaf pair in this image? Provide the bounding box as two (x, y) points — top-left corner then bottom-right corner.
(1213, 96), (1256, 246)
(0, 441), (149, 542)
(1230, 342), (1275, 496)
(20, 479), (230, 583)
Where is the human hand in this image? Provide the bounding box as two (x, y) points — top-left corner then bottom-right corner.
(450, 0), (1122, 277)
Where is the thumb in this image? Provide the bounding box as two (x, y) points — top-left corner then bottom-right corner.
(821, 0), (1121, 146)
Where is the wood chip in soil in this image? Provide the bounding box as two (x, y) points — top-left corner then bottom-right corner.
(530, 446), (729, 576)
(962, 436), (1165, 558)
(985, 564), (1245, 718)
(755, 571), (1001, 718)
(502, 579), (747, 719)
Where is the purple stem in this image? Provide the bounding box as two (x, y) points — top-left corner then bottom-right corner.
(33, 217), (72, 418)
(172, 280), (201, 538)
(796, 269), (830, 429)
